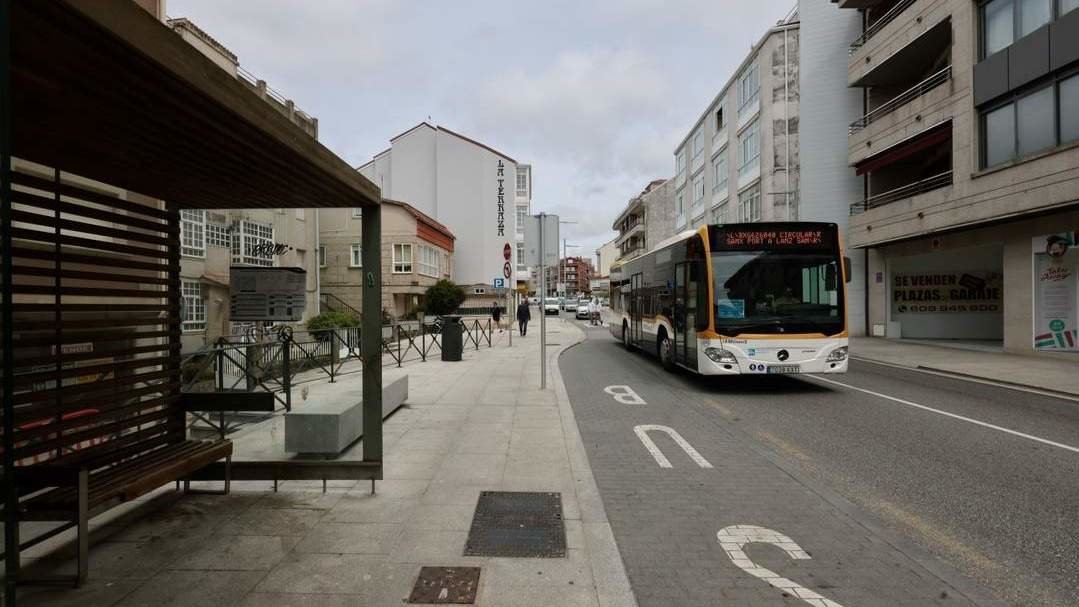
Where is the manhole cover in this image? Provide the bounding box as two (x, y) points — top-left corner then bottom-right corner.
(408, 566), (481, 604)
(464, 491), (565, 558)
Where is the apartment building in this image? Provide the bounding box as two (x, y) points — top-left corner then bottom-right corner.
(672, 10), (800, 232)
(836, 0), (1079, 353)
(611, 178), (676, 262)
(319, 200), (454, 319)
(595, 237), (619, 279)
(543, 257), (595, 297)
(358, 123), (529, 294)
(169, 17), (321, 352)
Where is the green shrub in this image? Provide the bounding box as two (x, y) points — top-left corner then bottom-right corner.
(306, 310), (359, 340)
(423, 279), (466, 316)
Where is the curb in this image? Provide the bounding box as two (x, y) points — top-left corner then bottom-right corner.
(851, 356), (1079, 402)
(549, 323), (639, 607)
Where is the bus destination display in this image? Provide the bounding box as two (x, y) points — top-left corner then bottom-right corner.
(715, 226), (834, 250)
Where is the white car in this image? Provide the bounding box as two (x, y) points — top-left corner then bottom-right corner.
(575, 300), (591, 320)
(544, 298), (560, 315)
(564, 300), (578, 312)
(528, 296), (540, 305)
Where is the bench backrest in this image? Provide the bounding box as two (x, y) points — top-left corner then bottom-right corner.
(2, 167), (183, 484)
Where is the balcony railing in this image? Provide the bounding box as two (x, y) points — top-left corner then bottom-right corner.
(849, 66), (951, 134)
(850, 170), (952, 214)
(849, 0), (917, 53)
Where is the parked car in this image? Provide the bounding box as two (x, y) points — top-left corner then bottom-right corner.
(528, 296), (539, 305)
(575, 300), (591, 320)
(564, 299), (578, 312)
(544, 298), (560, 315)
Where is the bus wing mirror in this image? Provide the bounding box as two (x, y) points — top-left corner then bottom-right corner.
(843, 257), (852, 284)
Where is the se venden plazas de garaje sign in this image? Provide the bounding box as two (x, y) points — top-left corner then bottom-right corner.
(892, 272), (1002, 314)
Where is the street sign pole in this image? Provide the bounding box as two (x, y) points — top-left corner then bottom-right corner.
(538, 213), (546, 390)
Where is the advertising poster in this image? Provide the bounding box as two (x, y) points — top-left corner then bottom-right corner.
(891, 271), (1002, 314)
(1033, 231), (1079, 351)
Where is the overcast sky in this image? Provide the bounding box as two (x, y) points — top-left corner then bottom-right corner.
(168, 0), (798, 258)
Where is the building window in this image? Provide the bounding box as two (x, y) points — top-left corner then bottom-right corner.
(712, 203), (728, 224)
(675, 189), (686, 227)
(180, 209), (205, 258)
(393, 243), (413, 273)
(181, 280), (205, 332)
(350, 244), (362, 267)
(692, 129), (704, 160)
(206, 222), (230, 248)
(516, 206), (527, 235)
(738, 61), (759, 114)
(712, 149), (728, 192)
(738, 184), (761, 222)
(319, 245), (327, 268)
(295, 208), (305, 220)
(418, 245), (439, 278)
(676, 150), (686, 179)
(738, 119), (760, 177)
(715, 106), (724, 131)
(351, 208), (363, 219)
(232, 220), (275, 266)
(517, 242), (525, 271)
(981, 0), (1067, 57)
(443, 253), (451, 277)
(981, 75), (1079, 167)
(691, 174), (705, 217)
(516, 168), (529, 197)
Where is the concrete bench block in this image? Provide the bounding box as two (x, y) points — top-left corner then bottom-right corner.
(284, 376), (408, 455)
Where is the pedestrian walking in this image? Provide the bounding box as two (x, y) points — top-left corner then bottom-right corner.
(491, 301), (503, 333)
(589, 298), (601, 326)
(516, 299), (531, 336)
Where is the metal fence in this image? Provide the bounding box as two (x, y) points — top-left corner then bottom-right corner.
(180, 319), (493, 412)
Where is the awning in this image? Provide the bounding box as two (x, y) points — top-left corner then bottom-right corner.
(10, 0), (380, 209)
(855, 121), (952, 175)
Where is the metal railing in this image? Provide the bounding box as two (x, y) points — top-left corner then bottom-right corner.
(850, 0), (918, 53)
(850, 170), (953, 214)
(319, 292), (361, 317)
(849, 66), (951, 134)
(180, 319), (494, 414)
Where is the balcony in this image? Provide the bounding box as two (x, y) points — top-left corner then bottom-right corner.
(847, 0), (951, 89)
(850, 170), (952, 214)
(850, 66), (951, 134)
(849, 0), (917, 54)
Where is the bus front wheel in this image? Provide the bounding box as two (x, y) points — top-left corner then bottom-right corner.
(658, 331), (675, 372)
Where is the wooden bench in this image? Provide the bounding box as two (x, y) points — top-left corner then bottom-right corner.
(5, 391), (274, 586)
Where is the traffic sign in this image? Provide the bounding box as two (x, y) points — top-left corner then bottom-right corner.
(492, 278), (505, 289)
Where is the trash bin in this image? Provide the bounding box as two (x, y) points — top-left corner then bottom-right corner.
(441, 315), (463, 361)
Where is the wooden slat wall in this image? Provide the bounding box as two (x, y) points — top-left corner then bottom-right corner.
(2, 166), (181, 471)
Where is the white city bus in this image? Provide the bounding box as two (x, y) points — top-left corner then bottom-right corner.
(608, 222), (850, 375)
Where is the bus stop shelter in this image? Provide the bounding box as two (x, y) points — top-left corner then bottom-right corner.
(0, 1), (384, 603)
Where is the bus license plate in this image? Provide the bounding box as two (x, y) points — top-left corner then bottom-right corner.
(767, 365), (801, 374)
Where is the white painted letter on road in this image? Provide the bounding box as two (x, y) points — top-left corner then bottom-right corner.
(717, 525), (845, 607)
(633, 424), (713, 469)
(604, 385), (646, 405)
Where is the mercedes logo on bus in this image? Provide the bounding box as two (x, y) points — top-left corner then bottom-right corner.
(777, 350), (790, 362)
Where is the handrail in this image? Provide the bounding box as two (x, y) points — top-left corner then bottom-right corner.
(850, 170), (952, 214)
(850, 66), (951, 133)
(320, 292), (361, 317)
(850, 0), (918, 53)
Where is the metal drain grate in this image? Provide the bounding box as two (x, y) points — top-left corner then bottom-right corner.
(408, 566), (481, 604)
(464, 491), (566, 558)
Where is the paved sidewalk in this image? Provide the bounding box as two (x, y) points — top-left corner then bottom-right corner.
(11, 318), (635, 607)
(851, 336), (1079, 397)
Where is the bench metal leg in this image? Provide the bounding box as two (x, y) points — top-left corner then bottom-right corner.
(76, 468), (89, 586)
(183, 456), (233, 496)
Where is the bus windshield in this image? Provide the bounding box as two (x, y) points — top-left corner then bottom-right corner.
(712, 251), (844, 335)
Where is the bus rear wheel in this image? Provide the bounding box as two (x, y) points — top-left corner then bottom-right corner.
(658, 332), (675, 372)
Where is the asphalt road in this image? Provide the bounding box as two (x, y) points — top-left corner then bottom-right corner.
(559, 316), (1079, 607)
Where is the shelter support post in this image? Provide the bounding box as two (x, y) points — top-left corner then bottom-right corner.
(1, 0), (18, 602)
(361, 204), (383, 475)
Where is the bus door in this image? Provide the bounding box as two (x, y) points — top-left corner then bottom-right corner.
(673, 263), (698, 369)
(630, 272), (643, 345)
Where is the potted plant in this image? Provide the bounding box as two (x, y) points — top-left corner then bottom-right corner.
(423, 279), (466, 361)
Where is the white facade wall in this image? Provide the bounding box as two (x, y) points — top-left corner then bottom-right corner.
(359, 125), (522, 287)
(799, 0), (867, 335)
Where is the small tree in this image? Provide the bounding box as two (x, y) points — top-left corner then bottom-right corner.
(423, 279), (466, 316)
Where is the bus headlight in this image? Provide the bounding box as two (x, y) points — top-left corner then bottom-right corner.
(705, 348), (737, 364)
(826, 346), (848, 362)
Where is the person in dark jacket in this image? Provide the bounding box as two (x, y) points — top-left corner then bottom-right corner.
(516, 299), (531, 336)
(491, 302), (503, 333)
